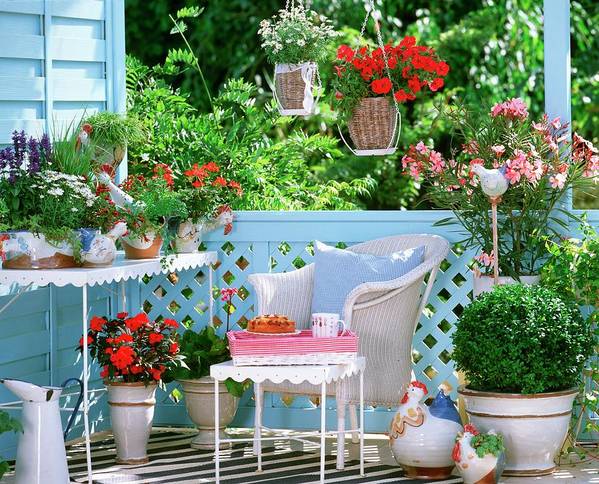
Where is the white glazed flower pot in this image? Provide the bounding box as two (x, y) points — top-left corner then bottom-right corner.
(459, 387), (577, 476)
(173, 219), (204, 253)
(472, 274), (540, 298)
(0, 231), (76, 269)
(179, 377), (239, 449)
(107, 382), (157, 464)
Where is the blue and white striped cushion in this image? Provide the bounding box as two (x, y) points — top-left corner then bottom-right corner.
(311, 241), (425, 318)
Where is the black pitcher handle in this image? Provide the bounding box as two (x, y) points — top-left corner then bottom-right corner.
(61, 378), (84, 440)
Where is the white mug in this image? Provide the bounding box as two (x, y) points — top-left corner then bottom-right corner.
(311, 313), (347, 338)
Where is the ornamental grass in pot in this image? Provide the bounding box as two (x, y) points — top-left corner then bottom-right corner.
(258, 5), (337, 115)
(332, 37), (449, 154)
(400, 98), (598, 294)
(79, 312), (182, 464)
(453, 284), (593, 476)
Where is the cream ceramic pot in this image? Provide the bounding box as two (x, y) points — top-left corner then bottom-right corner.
(107, 382), (157, 464)
(459, 387), (577, 476)
(179, 377), (239, 449)
(173, 219), (204, 253)
(472, 274), (540, 298)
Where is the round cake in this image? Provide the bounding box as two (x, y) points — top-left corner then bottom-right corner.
(247, 314), (296, 334)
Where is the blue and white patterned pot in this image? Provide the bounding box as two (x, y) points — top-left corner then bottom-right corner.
(0, 231), (76, 269)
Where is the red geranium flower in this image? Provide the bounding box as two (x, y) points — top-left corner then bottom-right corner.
(436, 61), (450, 76)
(371, 77), (393, 95)
(79, 335), (93, 347)
(212, 176), (227, 187)
(110, 346), (136, 370)
(125, 313), (149, 332)
(148, 333), (164, 345)
(90, 316), (105, 332)
(408, 76), (422, 94)
(394, 89), (409, 103)
(169, 342), (179, 355)
(429, 77), (445, 92)
(117, 312), (128, 319)
(164, 318), (179, 328)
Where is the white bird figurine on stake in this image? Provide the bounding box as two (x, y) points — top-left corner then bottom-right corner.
(471, 165), (509, 286)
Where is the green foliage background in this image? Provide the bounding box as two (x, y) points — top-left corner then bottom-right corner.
(125, 0), (598, 209)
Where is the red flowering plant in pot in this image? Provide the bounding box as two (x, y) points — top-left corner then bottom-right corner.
(79, 312), (183, 464)
(170, 161), (243, 253)
(332, 36), (449, 154)
(400, 98), (598, 292)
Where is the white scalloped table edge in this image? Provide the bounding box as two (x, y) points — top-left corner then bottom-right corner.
(0, 251), (218, 288)
(210, 358), (366, 385)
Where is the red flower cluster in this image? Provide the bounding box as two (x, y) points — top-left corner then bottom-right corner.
(80, 312), (182, 384)
(333, 37), (449, 105)
(153, 163), (174, 187)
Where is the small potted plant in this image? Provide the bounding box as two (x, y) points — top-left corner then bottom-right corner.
(99, 165), (188, 259)
(332, 37), (449, 154)
(401, 99), (598, 294)
(84, 111), (144, 170)
(453, 424), (505, 484)
(163, 288), (247, 449)
(79, 312), (182, 464)
(172, 161), (242, 253)
(453, 284), (593, 476)
(258, 4), (337, 115)
(0, 131), (116, 269)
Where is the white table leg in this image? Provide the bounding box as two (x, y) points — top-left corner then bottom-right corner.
(254, 382), (263, 471)
(82, 286), (92, 483)
(320, 380), (326, 483)
(214, 377), (220, 483)
(336, 383), (345, 470)
(359, 370), (364, 476)
(349, 404), (359, 444)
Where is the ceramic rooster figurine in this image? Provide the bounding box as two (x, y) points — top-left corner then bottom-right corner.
(79, 222), (128, 267)
(390, 382), (462, 479)
(471, 164), (509, 285)
(453, 424), (505, 484)
(96, 171), (138, 209)
(75, 123), (92, 151)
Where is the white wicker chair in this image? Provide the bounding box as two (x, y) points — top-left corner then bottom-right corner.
(247, 234), (449, 468)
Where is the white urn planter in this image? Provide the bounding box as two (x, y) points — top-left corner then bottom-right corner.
(179, 377), (239, 449)
(459, 386), (577, 476)
(107, 382), (157, 464)
(472, 274), (540, 298)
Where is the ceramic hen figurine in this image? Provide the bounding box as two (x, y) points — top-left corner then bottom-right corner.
(390, 382), (462, 479)
(80, 222), (128, 267)
(471, 165), (509, 199)
(453, 424), (505, 484)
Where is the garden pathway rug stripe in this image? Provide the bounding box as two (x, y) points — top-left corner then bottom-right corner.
(68, 431), (463, 483)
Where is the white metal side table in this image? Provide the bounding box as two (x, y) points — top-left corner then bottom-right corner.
(0, 252), (217, 483)
(210, 357), (366, 484)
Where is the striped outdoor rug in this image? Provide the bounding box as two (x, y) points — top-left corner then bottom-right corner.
(68, 430), (463, 483)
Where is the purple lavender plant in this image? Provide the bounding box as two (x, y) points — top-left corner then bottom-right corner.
(0, 131), (51, 182)
(27, 137), (40, 174)
(40, 133), (52, 167)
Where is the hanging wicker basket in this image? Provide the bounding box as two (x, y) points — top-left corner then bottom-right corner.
(347, 97), (398, 155)
(274, 62), (319, 116)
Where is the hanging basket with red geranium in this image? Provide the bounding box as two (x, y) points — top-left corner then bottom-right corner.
(332, 5), (449, 156)
(79, 312), (183, 385)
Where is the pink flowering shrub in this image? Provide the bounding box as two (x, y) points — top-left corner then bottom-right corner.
(401, 98), (597, 277)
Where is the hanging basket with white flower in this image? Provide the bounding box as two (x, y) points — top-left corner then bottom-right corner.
(258, 1), (337, 116)
(332, 1), (449, 156)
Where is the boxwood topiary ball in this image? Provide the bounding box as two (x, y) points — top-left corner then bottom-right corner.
(452, 283), (593, 394)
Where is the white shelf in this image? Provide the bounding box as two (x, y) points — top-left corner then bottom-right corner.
(0, 251), (218, 288)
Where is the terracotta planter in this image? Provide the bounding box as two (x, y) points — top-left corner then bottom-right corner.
(274, 62), (317, 115)
(172, 219), (204, 253)
(107, 381), (157, 464)
(0, 231), (77, 269)
(179, 377), (239, 449)
(459, 386), (577, 476)
(472, 274), (540, 298)
(122, 233), (163, 259)
(348, 97), (397, 154)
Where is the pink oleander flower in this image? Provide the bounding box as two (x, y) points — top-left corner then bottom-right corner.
(504, 149), (528, 184)
(550, 117), (562, 129)
(474, 251), (495, 267)
(584, 155), (599, 179)
(490, 97), (529, 120)
(462, 140), (479, 155)
(409, 162), (423, 180)
(401, 155), (415, 169)
(220, 287), (238, 302)
(491, 145), (505, 157)
(415, 141), (428, 154)
(429, 150), (445, 173)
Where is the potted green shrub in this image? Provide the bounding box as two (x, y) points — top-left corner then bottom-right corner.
(453, 284), (593, 476)
(84, 111), (144, 170)
(164, 324), (246, 449)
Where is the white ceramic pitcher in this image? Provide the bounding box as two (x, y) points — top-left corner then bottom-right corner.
(1, 378), (83, 484)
